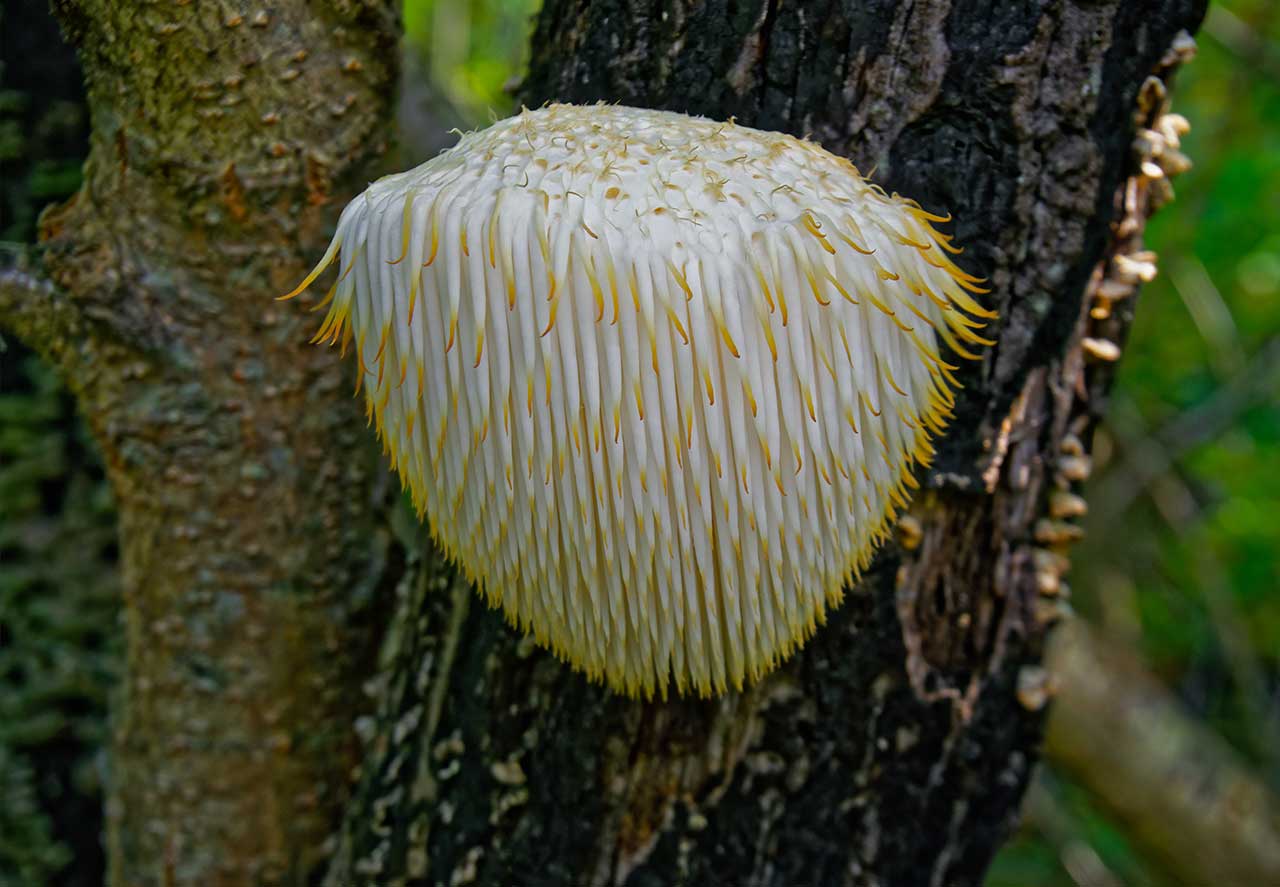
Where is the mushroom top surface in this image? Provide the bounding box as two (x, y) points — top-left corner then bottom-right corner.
(367, 103), (888, 260)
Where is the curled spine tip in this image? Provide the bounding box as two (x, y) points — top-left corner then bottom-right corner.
(278, 235), (342, 301)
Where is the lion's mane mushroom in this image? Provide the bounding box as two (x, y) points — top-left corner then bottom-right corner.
(283, 103), (993, 698)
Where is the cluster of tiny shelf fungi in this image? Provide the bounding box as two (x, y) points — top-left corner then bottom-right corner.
(1022, 33), (1198, 712)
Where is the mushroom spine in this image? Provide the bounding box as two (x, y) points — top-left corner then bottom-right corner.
(283, 103), (994, 698)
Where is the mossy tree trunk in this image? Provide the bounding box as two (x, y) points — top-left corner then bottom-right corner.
(4, 1), (400, 883)
(0, 1), (1205, 885)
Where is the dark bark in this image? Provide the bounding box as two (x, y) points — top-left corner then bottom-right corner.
(324, 3), (1205, 886)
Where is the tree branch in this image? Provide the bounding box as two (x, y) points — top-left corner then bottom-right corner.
(36, 3), (403, 882)
(0, 246), (80, 369)
(1046, 619), (1280, 886)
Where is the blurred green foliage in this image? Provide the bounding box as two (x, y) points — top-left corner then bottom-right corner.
(1109, 7), (1280, 667)
(0, 745), (67, 886)
(1084, 0), (1280, 772)
(0, 1), (88, 243)
(990, 2), (1280, 884)
(404, 0), (539, 122)
(2, 5), (116, 886)
(0, 356), (119, 887)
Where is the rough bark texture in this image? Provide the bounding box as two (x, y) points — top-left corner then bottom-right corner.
(4, 2), (401, 883)
(322, 2), (1205, 886)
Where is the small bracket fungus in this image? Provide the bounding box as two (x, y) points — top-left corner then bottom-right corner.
(283, 104), (994, 698)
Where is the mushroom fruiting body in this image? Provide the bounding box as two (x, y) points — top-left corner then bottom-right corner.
(284, 103), (993, 698)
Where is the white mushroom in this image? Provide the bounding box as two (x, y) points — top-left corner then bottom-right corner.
(283, 103), (994, 697)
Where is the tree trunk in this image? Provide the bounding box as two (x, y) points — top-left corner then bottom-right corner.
(323, 2), (1205, 886)
(4, 2), (401, 883)
(0, 2), (1207, 885)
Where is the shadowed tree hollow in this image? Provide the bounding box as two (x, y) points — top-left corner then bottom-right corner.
(0, 1), (1206, 885)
